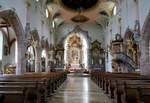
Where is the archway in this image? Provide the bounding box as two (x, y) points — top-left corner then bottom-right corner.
(0, 9), (25, 75)
(64, 31), (89, 72)
(0, 18), (18, 74)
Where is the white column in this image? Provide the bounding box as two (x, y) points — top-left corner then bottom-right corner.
(106, 51), (112, 72)
(16, 41), (26, 75)
(35, 48), (41, 72)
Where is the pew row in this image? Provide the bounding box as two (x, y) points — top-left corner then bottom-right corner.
(0, 72), (67, 103)
(91, 71), (150, 103)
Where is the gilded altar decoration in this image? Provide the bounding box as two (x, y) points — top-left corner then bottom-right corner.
(66, 35), (83, 69)
(91, 40), (105, 70)
(4, 64), (16, 74)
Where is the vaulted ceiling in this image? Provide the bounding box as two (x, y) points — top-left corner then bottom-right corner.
(46, 0), (117, 27)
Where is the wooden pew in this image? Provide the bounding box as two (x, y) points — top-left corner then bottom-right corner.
(118, 80), (150, 103)
(108, 79), (150, 103)
(0, 72), (67, 103)
(0, 81), (45, 103)
(90, 71), (150, 103)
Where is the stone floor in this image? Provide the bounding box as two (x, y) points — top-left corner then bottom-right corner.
(48, 73), (112, 103)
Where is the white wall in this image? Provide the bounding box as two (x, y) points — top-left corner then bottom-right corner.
(107, 0), (150, 39)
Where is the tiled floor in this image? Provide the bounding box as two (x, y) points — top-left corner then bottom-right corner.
(48, 74), (112, 103)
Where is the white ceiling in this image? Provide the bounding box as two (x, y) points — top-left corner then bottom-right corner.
(47, 0), (116, 26)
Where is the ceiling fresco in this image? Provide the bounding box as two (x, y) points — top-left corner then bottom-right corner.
(46, 0), (116, 25)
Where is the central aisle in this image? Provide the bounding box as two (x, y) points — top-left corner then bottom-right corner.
(48, 74), (112, 103)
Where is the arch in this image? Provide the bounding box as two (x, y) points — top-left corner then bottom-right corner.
(63, 26), (91, 49)
(0, 9), (24, 38)
(64, 26), (90, 72)
(0, 9), (25, 75)
(30, 30), (41, 72)
(141, 12), (150, 75)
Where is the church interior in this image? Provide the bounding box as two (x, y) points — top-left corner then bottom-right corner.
(0, 0), (150, 103)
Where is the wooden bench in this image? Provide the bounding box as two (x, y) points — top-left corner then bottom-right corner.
(91, 71), (150, 103)
(0, 72), (67, 103)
